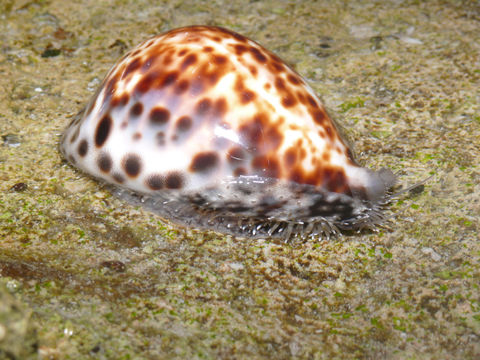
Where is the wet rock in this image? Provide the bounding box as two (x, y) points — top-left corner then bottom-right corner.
(0, 283), (38, 359)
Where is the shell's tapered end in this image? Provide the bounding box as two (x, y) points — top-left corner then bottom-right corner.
(365, 167), (397, 203)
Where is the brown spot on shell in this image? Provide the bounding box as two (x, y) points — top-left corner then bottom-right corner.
(135, 72), (158, 94)
(143, 39), (155, 48)
(181, 53), (197, 70)
(98, 152), (112, 173)
(141, 57), (154, 72)
(162, 48), (175, 66)
(217, 27), (249, 42)
(159, 71), (179, 88)
(190, 152), (219, 172)
(235, 77), (256, 104)
(122, 154), (142, 178)
(213, 98), (227, 117)
(145, 174), (164, 190)
(275, 77), (286, 91)
(166, 172), (184, 189)
(112, 173), (125, 184)
(212, 55), (228, 65)
(78, 139), (88, 157)
(234, 44), (248, 55)
(131, 49), (141, 57)
(195, 98), (212, 116)
(174, 79), (189, 94)
(226, 147), (245, 163)
(312, 109), (326, 125)
(103, 74), (119, 101)
(150, 107), (170, 125)
(306, 95), (317, 107)
(240, 90), (256, 104)
(111, 93), (129, 108)
(296, 91), (306, 105)
(289, 166), (311, 186)
(130, 102), (143, 117)
(175, 116), (192, 132)
(283, 148), (297, 168)
(239, 114), (283, 152)
(270, 60), (284, 73)
(249, 46), (267, 63)
(239, 117), (263, 147)
(287, 74), (301, 85)
(325, 125), (333, 139)
(122, 57), (142, 79)
(206, 71), (219, 86)
(163, 54), (173, 66)
(252, 155), (280, 178)
(95, 114), (112, 147)
(282, 95), (297, 107)
(156, 131), (165, 146)
(323, 167), (350, 194)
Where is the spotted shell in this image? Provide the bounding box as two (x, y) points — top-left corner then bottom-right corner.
(60, 26), (396, 239)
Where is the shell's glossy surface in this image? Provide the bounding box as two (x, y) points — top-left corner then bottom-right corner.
(60, 26), (395, 239)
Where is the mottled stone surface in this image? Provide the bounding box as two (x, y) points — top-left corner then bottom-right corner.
(0, 0), (479, 359)
(0, 283), (37, 359)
